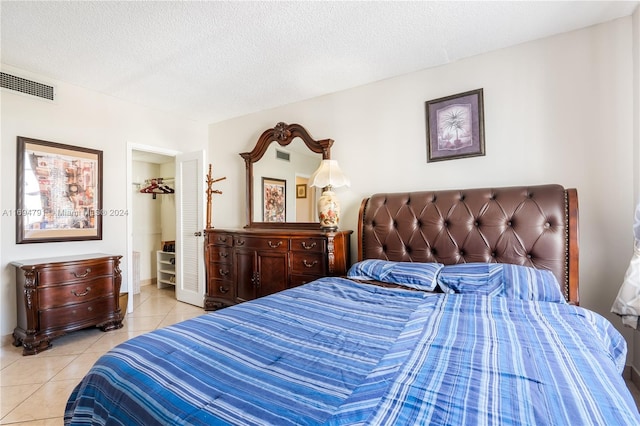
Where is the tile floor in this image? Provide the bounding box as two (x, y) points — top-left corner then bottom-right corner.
(1, 285), (202, 425)
(2, 285), (640, 425)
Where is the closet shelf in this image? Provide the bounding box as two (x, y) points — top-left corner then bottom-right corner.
(157, 250), (177, 289)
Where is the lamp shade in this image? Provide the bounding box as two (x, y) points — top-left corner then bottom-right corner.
(308, 160), (350, 189)
(308, 160), (349, 231)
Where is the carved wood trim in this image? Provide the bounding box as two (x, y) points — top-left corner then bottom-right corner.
(240, 122), (333, 163)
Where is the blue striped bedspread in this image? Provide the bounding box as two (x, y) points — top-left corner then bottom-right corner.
(64, 277), (640, 425)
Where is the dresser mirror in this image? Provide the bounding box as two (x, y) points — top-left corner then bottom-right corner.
(241, 122), (333, 229)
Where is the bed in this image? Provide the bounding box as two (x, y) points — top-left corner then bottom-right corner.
(65, 184), (640, 425)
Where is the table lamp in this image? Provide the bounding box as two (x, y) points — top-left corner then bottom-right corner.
(308, 159), (350, 231)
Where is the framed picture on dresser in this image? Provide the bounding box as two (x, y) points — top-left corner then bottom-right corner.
(296, 184), (307, 199)
(262, 177), (286, 222)
(15, 136), (103, 243)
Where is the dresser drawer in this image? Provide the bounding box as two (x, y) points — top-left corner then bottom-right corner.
(290, 237), (326, 253)
(38, 277), (114, 310)
(290, 274), (322, 288)
(13, 254), (124, 355)
(234, 236), (288, 251)
(40, 298), (115, 330)
(208, 263), (232, 280)
(37, 261), (114, 285)
(208, 232), (233, 247)
(209, 246), (232, 263)
(207, 278), (235, 299)
(290, 252), (326, 275)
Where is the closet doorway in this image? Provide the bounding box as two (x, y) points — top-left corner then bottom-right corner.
(126, 144), (206, 316)
(131, 149), (177, 303)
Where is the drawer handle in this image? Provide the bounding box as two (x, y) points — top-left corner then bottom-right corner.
(236, 240), (245, 246)
(301, 242), (317, 250)
(251, 271), (260, 288)
(71, 287), (91, 297)
(219, 286), (229, 294)
(219, 268), (229, 276)
(218, 236), (227, 243)
(268, 241), (283, 248)
(302, 260), (318, 268)
(219, 252), (228, 258)
(72, 268), (92, 278)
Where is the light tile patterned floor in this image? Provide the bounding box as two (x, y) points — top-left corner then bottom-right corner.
(0, 285), (201, 425)
(2, 285), (640, 424)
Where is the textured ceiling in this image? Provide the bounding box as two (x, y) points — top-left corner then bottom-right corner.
(1, 1), (638, 124)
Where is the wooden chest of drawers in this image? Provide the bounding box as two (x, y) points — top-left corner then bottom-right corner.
(204, 229), (351, 310)
(12, 253), (123, 355)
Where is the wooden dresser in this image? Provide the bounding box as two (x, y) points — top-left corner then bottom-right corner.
(12, 253), (123, 355)
(204, 229), (352, 310)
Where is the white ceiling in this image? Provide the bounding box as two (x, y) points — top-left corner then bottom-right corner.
(1, 1), (638, 124)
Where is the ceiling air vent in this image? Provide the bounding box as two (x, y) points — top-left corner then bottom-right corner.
(1, 72), (55, 101)
(276, 149), (290, 162)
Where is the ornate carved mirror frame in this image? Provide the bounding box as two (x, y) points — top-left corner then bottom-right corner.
(240, 122), (333, 229)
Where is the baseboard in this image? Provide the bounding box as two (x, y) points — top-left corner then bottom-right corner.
(2, 333), (15, 347)
(141, 278), (155, 287)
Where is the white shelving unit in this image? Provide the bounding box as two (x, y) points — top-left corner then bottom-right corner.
(156, 250), (176, 288)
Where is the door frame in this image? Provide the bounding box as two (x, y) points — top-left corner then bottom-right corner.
(125, 142), (181, 315)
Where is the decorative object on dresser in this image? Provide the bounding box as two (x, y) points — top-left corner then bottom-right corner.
(308, 159), (350, 231)
(204, 229), (351, 310)
(296, 184), (307, 199)
(12, 253), (123, 355)
(425, 88), (485, 162)
(261, 177), (287, 222)
(16, 136), (103, 244)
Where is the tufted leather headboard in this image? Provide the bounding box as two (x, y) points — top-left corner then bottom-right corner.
(357, 184), (579, 304)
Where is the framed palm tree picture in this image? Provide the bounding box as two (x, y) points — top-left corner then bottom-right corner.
(425, 88), (485, 162)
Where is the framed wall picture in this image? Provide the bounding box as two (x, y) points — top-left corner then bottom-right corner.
(262, 177), (286, 222)
(16, 136), (103, 243)
(296, 184), (307, 199)
(425, 88), (485, 162)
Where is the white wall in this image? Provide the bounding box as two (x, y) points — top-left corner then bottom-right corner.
(159, 162), (177, 242)
(132, 161), (162, 283)
(210, 17), (637, 360)
(0, 67), (207, 337)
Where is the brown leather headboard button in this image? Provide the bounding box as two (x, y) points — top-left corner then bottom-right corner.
(358, 184), (579, 303)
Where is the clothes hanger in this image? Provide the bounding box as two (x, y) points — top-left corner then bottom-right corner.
(140, 178), (175, 198)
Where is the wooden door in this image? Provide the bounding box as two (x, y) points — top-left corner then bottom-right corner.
(256, 251), (288, 299)
(176, 150), (205, 307)
(235, 249), (256, 303)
